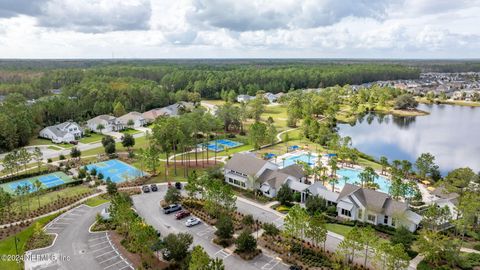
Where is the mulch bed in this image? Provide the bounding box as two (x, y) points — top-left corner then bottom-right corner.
(109, 230), (169, 270)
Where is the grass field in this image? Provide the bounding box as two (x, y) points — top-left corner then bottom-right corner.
(121, 128), (142, 135)
(28, 138), (72, 148)
(325, 223), (353, 236)
(79, 133), (105, 144)
(0, 213), (59, 269)
(0, 163), (49, 178)
(84, 195), (110, 207)
(11, 185), (92, 212)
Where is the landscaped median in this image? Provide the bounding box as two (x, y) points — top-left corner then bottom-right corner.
(0, 213), (59, 269)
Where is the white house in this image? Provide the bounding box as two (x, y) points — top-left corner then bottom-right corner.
(117, 112), (147, 128)
(236, 95), (255, 103)
(224, 153), (308, 201)
(264, 92), (284, 103)
(309, 183), (422, 232)
(87, 115), (123, 133)
(39, 121), (82, 143)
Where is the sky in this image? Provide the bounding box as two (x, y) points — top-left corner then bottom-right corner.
(0, 0), (479, 59)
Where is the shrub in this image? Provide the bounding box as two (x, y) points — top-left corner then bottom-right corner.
(235, 229), (257, 253)
(215, 214), (234, 240)
(59, 154), (65, 160)
(305, 196), (327, 215)
(293, 192), (301, 202)
(326, 205), (337, 216)
(262, 223), (280, 236)
(47, 158), (52, 163)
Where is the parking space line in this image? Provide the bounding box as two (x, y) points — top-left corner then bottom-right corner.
(103, 260), (126, 269)
(119, 265), (134, 270)
(99, 255), (119, 264)
(89, 236), (107, 242)
(91, 240), (109, 247)
(261, 257), (280, 270)
(91, 245), (111, 253)
(96, 250), (116, 258)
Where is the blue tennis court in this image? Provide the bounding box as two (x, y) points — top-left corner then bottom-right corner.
(85, 159), (144, 183)
(199, 139), (244, 152)
(1, 172), (73, 195)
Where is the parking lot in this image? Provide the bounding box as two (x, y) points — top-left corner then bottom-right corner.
(132, 186), (289, 270)
(25, 204), (134, 270)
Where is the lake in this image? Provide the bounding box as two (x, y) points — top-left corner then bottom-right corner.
(338, 104), (480, 174)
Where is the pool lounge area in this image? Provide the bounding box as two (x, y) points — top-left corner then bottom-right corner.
(336, 168), (391, 193)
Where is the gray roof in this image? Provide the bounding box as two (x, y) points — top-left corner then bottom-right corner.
(338, 183), (404, 214)
(118, 112), (145, 122)
(307, 182), (339, 202)
(88, 115), (116, 124)
(258, 169), (290, 191)
(279, 164), (305, 179)
(225, 153), (269, 176)
(43, 121), (80, 138)
(432, 186), (459, 200)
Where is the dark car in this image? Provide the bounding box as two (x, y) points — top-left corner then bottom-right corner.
(289, 266), (302, 270)
(142, 185), (150, 193)
(70, 141), (78, 145)
(175, 210), (190, 220)
(175, 182), (182, 190)
(150, 184), (158, 192)
(163, 204), (182, 214)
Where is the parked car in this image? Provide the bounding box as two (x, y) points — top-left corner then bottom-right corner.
(150, 184), (158, 192)
(163, 204), (182, 214)
(175, 210), (190, 220)
(70, 141), (78, 145)
(289, 266), (302, 270)
(175, 182), (182, 189)
(142, 185), (150, 193)
(185, 217), (201, 227)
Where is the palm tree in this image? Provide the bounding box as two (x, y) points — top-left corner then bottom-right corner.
(33, 180), (43, 208)
(379, 156), (389, 175)
(329, 177), (339, 191)
(96, 123), (105, 134)
(328, 157), (339, 177)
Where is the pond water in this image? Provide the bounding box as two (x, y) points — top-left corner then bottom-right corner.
(338, 104), (480, 174)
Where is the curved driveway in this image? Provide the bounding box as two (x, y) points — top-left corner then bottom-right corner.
(25, 204), (133, 270)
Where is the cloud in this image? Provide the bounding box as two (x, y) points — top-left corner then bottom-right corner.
(36, 0), (152, 32)
(0, 0), (48, 18)
(188, 0), (391, 32)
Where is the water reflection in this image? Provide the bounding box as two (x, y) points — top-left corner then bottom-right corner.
(338, 104), (480, 174)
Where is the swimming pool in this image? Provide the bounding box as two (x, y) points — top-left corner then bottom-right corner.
(85, 159), (144, 183)
(281, 153), (318, 168)
(199, 139), (244, 152)
(336, 168), (391, 193)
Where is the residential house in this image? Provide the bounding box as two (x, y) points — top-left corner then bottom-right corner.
(309, 183), (422, 232)
(117, 112), (147, 128)
(142, 102), (194, 123)
(86, 115), (123, 133)
(39, 121), (83, 143)
(431, 186), (459, 220)
(224, 153), (308, 201)
(236, 95), (255, 103)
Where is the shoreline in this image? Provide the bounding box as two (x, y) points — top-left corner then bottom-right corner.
(418, 99), (480, 107)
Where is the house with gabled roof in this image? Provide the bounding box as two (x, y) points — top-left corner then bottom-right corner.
(224, 153), (308, 201)
(308, 183), (422, 232)
(39, 121), (82, 143)
(117, 112), (147, 128)
(87, 115), (123, 133)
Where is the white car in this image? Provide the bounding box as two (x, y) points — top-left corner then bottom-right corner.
(185, 217), (201, 227)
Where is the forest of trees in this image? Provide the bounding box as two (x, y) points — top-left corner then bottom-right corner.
(0, 61), (420, 151)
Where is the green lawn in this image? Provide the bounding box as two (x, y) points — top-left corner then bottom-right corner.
(84, 195), (110, 207)
(0, 213), (59, 269)
(325, 223), (353, 236)
(0, 163), (49, 178)
(12, 185), (92, 213)
(79, 133), (105, 144)
(121, 129), (142, 135)
(28, 138), (72, 148)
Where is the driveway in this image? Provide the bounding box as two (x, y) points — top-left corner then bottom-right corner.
(131, 186), (289, 270)
(25, 204), (133, 270)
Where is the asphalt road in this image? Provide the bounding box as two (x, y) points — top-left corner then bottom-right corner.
(25, 204), (133, 270)
(131, 185), (289, 270)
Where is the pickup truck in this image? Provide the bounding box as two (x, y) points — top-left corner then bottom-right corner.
(163, 204), (182, 214)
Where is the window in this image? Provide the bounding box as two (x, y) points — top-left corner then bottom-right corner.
(384, 215), (389, 224)
(341, 209), (351, 217)
(367, 214), (376, 223)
